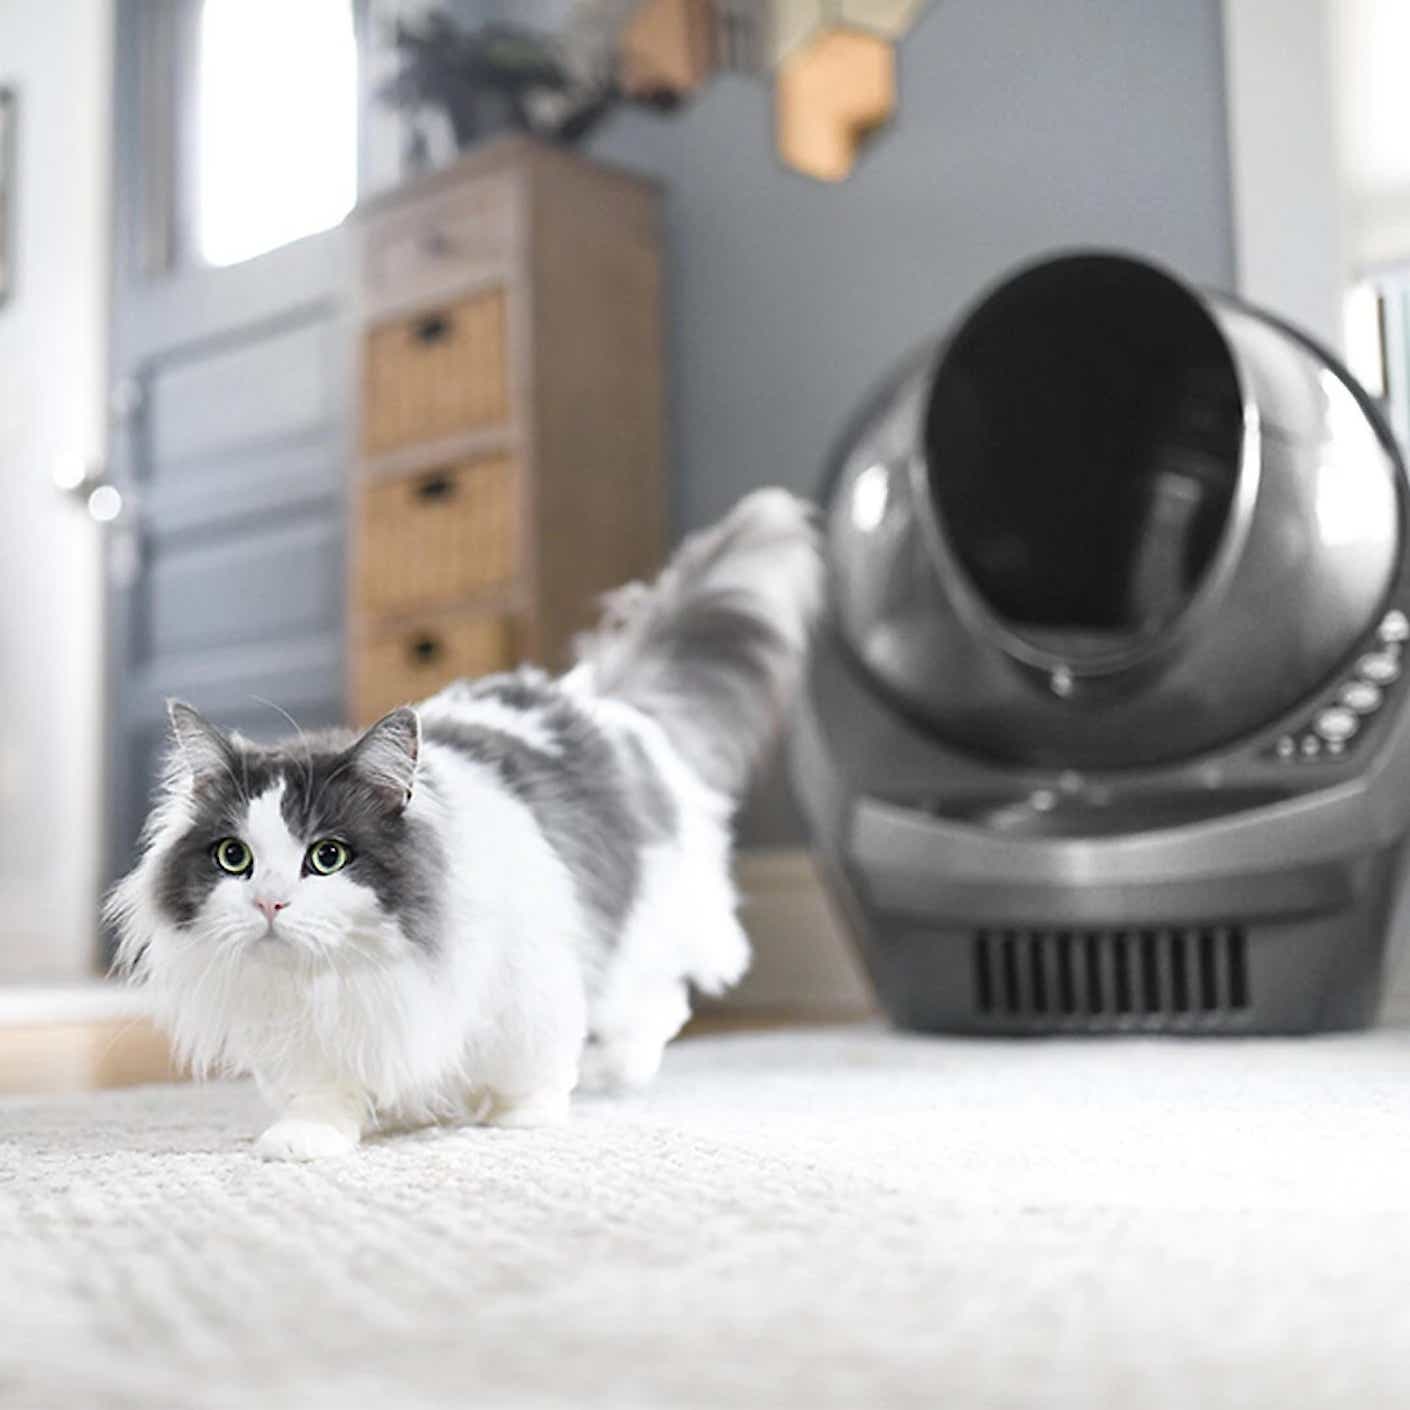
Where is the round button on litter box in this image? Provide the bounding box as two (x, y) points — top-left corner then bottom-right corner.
(1315, 707), (1359, 743)
(1358, 652), (1402, 686)
(1380, 610), (1410, 644)
(1341, 681), (1383, 714)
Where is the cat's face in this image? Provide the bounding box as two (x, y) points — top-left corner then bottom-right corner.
(117, 704), (442, 969)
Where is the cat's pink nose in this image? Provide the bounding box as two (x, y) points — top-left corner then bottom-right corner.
(255, 897), (289, 925)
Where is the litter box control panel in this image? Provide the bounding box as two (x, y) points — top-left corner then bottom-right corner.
(1272, 610), (1408, 762)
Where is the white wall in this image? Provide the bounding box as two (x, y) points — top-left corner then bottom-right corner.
(1333, 0), (1410, 272)
(1222, 0), (1346, 347)
(0, 1), (112, 978)
(1223, 0), (1410, 348)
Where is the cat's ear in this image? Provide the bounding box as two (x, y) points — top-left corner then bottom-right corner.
(165, 700), (237, 787)
(349, 707), (420, 810)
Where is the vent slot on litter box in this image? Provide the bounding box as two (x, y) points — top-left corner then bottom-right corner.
(972, 926), (1249, 1022)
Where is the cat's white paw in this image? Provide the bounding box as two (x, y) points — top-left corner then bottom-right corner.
(483, 1090), (572, 1129)
(255, 1118), (358, 1162)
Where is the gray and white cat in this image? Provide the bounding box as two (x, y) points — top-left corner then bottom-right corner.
(109, 489), (822, 1160)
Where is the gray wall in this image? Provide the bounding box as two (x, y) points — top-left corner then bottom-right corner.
(578, 0), (1236, 839)
(436, 0), (1237, 841)
(577, 0), (1235, 532)
(441, 0), (1236, 529)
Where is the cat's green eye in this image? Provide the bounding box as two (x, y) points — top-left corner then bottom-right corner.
(306, 839), (351, 877)
(213, 838), (252, 876)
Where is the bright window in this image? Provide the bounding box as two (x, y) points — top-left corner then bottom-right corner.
(196, 0), (358, 268)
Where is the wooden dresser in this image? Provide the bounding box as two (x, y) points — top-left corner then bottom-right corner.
(348, 137), (666, 725)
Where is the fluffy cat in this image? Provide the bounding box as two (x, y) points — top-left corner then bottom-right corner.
(108, 489), (822, 1160)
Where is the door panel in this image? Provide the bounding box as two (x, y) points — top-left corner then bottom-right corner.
(141, 435), (343, 539)
(148, 315), (335, 469)
(144, 515), (343, 659)
(106, 0), (353, 902)
(123, 635), (345, 724)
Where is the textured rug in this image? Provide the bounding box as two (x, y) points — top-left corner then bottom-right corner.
(6, 1025), (1410, 1409)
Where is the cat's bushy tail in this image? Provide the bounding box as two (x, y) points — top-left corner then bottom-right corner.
(572, 488), (823, 799)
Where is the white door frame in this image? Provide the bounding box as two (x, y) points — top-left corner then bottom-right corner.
(0, 3), (113, 979)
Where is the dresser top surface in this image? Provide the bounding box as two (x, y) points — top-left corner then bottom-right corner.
(355, 133), (662, 221)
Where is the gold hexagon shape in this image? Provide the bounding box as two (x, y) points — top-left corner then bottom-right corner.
(618, 0), (718, 102)
(775, 26), (897, 183)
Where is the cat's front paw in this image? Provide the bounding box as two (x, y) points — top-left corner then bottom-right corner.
(255, 1118), (358, 1162)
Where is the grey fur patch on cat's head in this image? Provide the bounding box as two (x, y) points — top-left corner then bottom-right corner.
(154, 703), (443, 950)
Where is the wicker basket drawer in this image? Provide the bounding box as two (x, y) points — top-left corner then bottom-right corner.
(357, 456), (518, 615)
(353, 611), (516, 724)
(364, 174), (515, 318)
(362, 287), (510, 456)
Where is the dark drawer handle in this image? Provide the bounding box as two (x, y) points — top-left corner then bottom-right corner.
(409, 635), (443, 665)
(412, 312), (452, 345)
(414, 473), (456, 503)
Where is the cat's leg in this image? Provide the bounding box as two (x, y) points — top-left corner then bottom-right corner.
(254, 1081), (369, 1161)
(476, 953), (587, 1129)
(579, 976), (692, 1093)
(580, 875), (748, 1095)
(578, 827), (748, 1095)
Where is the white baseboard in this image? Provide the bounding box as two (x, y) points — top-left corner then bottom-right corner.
(0, 982), (146, 1028)
(724, 848), (876, 1016)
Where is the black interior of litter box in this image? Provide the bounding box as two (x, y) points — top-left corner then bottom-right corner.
(925, 256), (1246, 661)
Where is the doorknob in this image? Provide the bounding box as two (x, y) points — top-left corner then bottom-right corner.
(52, 458), (125, 523)
(52, 456), (103, 496)
(86, 485), (124, 523)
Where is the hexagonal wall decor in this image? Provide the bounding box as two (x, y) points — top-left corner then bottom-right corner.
(775, 27), (897, 183)
(604, 0), (932, 182)
(619, 0), (717, 102)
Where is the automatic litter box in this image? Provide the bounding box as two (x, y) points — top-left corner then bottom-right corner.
(791, 252), (1410, 1034)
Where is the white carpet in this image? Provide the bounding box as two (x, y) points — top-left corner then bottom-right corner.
(6, 1025), (1410, 1409)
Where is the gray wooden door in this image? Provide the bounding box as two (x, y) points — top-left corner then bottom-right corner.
(105, 1), (355, 898)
